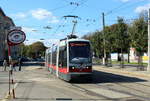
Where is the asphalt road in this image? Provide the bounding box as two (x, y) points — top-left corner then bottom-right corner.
(1, 63), (150, 101)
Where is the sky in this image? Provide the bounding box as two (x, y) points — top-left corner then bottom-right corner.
(0, 0), (150, 47)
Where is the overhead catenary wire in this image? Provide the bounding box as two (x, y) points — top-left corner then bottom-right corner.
(97, 0), (146, 32)
(23, 0), (145, 38)
(52, 17), (68, 35)
(70, 0), (89, 13)
(50, 4), (70, 12)
(105, 2), (131, 16)
(42, 0), (90, 35)
(105, 0), (146, 16)
(52, 15), (93, 36)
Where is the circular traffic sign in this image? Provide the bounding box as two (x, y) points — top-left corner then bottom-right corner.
(7, 29), (26, 45)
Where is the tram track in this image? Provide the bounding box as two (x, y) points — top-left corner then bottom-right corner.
(70, 82), (150, 101)
(70, 83), (128, 101)
(67, 70), (150, 101)
(95, 77), (150, 101)
(109, 74), (150, 95)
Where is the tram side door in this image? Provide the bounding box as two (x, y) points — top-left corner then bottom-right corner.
(56, 44), (59, 77)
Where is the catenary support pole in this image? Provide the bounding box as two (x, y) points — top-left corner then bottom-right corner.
(148, 8), (150, 71)
(102, 12), (106, 65)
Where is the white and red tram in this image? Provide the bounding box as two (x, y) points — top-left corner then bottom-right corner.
(45, 35), (92, 81)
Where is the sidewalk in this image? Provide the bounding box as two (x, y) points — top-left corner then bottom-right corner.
(0, 66), (28, 101)
(0, 66), (9, 100)
(93, 64), (150, 79)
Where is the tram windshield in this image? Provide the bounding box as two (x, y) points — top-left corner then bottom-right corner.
(69, 41), (91, 63)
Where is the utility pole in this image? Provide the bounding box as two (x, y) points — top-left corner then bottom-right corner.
(148, 8), (150, 71)
(102, 12), (106, 65)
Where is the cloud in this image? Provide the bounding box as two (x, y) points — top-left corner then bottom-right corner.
(135, 3), (150, 13)
(24, 38), (59, 47)
(11, 12), (28, 19)
(30, 8), (53, 20)
(22, 27), (38, 33)
(30, 8), (59, 23)
(11, 8), (59, 23)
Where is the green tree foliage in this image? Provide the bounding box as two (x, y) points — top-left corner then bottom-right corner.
(115, 17), (129, 67)
(128, 15), (148, 69)
(104, 25), (117, 53)
(129, 16), (148, 53)
(91, 31), (104, 57)
(83, 18), (129, 58)
(20, 43), (28, 57)
(82, 13), (148, 68)
(82, 31), (104, 57)
(20, 41), (47, 58)
(115, 17), (129, 53)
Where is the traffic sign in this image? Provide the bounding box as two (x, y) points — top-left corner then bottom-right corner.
(7, 29), (26, 46)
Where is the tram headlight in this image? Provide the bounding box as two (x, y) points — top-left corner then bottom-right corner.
(72, 67), (75, 69)
(86, 66), (89, 69)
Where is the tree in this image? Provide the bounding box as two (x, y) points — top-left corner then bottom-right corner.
(30, 41), (47, 58)
(82, 31), (104, 58)
(104, 25), (117, 66)
(114, 17), (128, 68)
(81, 14), (147, 67)
(20, 41), (47, 59)
(104, 25), (117, 53)
(20, 43), (28, 57)
(128, 15), (148, 70)
(91, 31), (104, 58)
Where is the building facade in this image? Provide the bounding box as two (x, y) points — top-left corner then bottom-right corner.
(0, 8), (20, 62)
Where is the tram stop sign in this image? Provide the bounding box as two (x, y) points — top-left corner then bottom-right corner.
(7, 29), (26, 46)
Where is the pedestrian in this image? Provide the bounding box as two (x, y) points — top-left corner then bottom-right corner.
(3, 59), (7, 71)
(18, 58), (22, 71)
(12, 61), (16, 71)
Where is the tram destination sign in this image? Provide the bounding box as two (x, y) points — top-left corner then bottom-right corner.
(7, 29), (26, 46)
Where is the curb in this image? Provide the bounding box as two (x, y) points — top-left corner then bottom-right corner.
(93, 66), (150, 79)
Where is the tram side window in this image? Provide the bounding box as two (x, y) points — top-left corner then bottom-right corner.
(52, 46), (57, 65)
(63, 48), (67, 67)
(59, 50), (63, 67)
(59, 46), (67, 68)
(48, 53), (51, 64)
(47, 53), (49, 64)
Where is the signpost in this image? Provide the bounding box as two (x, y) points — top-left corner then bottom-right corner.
(7, 29), (26, 46)
(7, 29), (26, 99)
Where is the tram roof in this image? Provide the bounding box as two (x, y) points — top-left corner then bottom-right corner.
(59, 38), (90, 47)
(67, 38), (90, 42)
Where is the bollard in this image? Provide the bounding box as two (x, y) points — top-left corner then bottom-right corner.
(11, 69), (15, 98)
